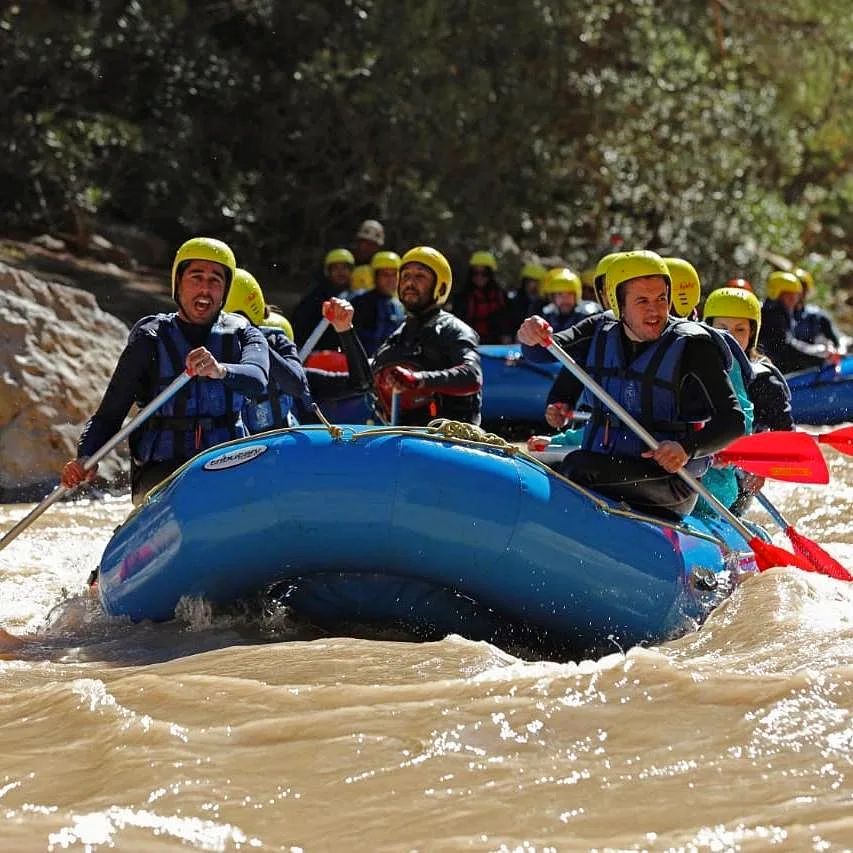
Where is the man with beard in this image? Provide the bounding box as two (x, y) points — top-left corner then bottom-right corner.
(372, 246), (482, 426)
(518, 250), (744, 518)
(61, 237), (269, 505)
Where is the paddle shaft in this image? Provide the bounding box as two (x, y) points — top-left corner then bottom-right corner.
(754, 492), (789, 529)
(390, 390), (401, 426)
(0, 370), (193, 552)
(545, 342), (757, 543)
(297, 318), (331, 361)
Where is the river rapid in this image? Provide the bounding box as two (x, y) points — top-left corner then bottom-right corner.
(1, 444), (851, 851)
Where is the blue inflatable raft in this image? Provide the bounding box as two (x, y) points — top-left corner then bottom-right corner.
(787, 355), (853, 425)
(97, 424), (759, 654)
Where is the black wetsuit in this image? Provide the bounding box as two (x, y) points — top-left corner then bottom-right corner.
(372, 307), (482, 425)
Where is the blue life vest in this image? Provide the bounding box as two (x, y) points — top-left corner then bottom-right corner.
(793, 304), (827, 344)
(580, 318), (713, 467)
(131, 313), (247, 464)
(542, 304), (594, 334)
(243, 327), (296, 433)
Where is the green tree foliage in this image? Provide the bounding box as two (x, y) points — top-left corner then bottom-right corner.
(1, 0), (851, 293)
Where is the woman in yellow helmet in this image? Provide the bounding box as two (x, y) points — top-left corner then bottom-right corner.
(454, 250), (510, 344)
(62, 237), (270, 504)
(704, 285), (794, 513)
(704, 286), (793, 433)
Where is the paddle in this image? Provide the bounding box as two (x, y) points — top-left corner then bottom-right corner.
(544, 340), (818, 574)
(817, 425), (853, 456)
(0, 370), (193, 553)
(713, 431), (829, 484)
(297, 318), (331, 361)
(390, 390), (401, 426)
(754, 492), (852, 581)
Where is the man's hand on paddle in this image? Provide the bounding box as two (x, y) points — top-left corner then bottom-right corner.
(517, 316), (553, 347)
(642, 441), (689, 473)
(61, 458), (97, 489)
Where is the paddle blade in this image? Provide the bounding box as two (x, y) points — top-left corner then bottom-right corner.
(784, 527), (853, 582)
(749, 537), (819, 574)
(817, 426), (853, 457)
(716, 431), (829, 484)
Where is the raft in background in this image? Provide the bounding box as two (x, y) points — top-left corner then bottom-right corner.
(307, 347), (852, 428)
(787, 354), (853, 425)
(97, 424), (758, 656)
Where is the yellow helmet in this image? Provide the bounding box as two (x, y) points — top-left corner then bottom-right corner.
(604, 250), (671, 320)
(793, 266), (814, 293)
(593, 251), (624, 303)
(766, 270), (802, 300)
(400, 246), (453, 306)
(371, 251), (402, 271)
(350, 264), (375, 291)
(580, 266), (596, 287)
(539, 267), (582, 299)
(223, 268), (266, 325)
(263, 310), (294, 339)
(469, 250), (497, 270)
(171, 237), (237, 300)
(324, 248), (355, 271)
(664, 257), (701, 318)
(703, 286), (762, 344)
(520, 263), (547, 281)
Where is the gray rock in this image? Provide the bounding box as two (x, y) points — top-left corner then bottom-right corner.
(0, 263), (129, 501)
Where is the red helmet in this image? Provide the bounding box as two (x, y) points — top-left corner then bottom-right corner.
(725, 277), (754, 292)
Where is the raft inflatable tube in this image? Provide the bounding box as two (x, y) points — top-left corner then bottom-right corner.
(788, 355), (853, 425)
(98, 425), (758, 652)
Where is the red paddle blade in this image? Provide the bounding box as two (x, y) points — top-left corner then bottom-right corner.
(784, 527), (853, 582)
(716, 431), (829, 484)
(817, 426), (853, 457)
(749, 537), (819, 573)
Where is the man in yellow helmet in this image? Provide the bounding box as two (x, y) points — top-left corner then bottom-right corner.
(351, 251), (405, 356)
(372, 246), (482, 425)
(61, 237), (269, 504)
(759, 270), (839, 374)
(518, 250), (745, 518)
(292, 248), (355, 352)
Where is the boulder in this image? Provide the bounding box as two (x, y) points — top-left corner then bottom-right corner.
(0, 262), (129, 501)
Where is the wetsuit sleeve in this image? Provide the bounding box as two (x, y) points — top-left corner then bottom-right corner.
(750, 366), (794, 431)
(222, 324), (269, 398)
(819, 311), (841, 348)
(304, 331), (373, 401)
(337, 329), (373, 393)
(521, 314), (601, 363)
(678, 337), (745, 457)
(268, 333), (311, 399)
(416, 322), (482, 395)
(77, 325), (158, 458)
